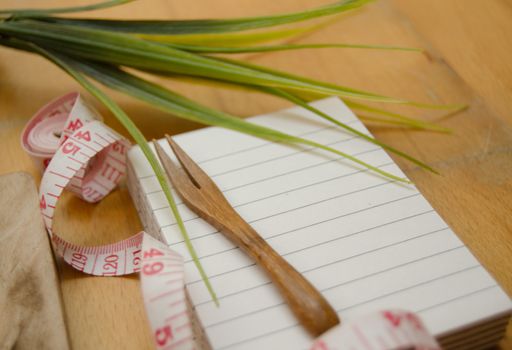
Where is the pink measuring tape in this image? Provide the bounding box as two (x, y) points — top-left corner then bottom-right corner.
(21, 92), (192, 349)
(22, 92), (441, 350)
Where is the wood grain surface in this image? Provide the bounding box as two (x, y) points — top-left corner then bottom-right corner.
(0, 0), (510, 349)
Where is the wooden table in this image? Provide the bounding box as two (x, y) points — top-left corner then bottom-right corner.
(1, 0), (511, 348)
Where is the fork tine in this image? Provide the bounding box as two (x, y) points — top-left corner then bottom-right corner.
(153, 139), (193, 193)
(165, 135), (214, 189)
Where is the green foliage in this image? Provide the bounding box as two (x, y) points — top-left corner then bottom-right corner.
(0, 0), (462, 303)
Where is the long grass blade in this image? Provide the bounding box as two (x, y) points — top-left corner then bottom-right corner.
(137, 17), (340, 47)
(27, 14), (337, 47)
(135, 69), (440, 166)
(356, 114), (443, 129)
(216, 56), (465, 111)
(264, 87), (452, 132)
(26, 42), (219, 305)
(64, 59), (409, 183)
(140, 25), (321, 47)
(0, 20), (407, 103)
(346, 101), (455, 132)
(0, 36), (429, 178)
(163, 42), (422, 54)
(0, 0), (132, 16)
(263, 87), (437, 173)
(17, 0), (373, 34)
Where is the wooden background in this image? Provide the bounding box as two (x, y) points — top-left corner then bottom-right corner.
(0, 0), (511, 348)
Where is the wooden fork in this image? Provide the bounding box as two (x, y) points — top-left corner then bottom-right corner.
(154, 135), (340, 337)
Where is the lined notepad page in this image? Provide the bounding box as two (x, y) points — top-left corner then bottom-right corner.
(128, 98), (511, 350)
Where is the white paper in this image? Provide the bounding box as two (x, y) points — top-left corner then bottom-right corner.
(128, 98), (511, 350)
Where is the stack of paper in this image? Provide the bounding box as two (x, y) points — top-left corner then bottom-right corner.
(127, 98), (511, 349)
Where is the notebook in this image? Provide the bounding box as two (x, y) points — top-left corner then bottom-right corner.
(126, 97), (511, 349)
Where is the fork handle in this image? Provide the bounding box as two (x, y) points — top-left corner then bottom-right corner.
(216, 214), (340, 337)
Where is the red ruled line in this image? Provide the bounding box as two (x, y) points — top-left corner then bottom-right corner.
(104, 132), (118, 142)
(78, 151), (91, 159)
(168, 335), (193, 349)
(50, 170), (71, 180)
(70, 137), (100, 152)
(169, 251), (183, 260)
(164, 310), (188, 323)
(91, 253), (99, 273)
(94, 132), (111, 144)
(66, 165), (79, 172)
(352, 324), (373, 350)
(69, 157), (85, 165)
(168, 298), (185, 309)
(166, 279), (182, 286)
(92, 179), (109, 191)
(107, 154), (126, 166)
(47, 193), (60, 199)
(93, 140), (107, 148)
(42, 213), (53, 220)
(150, 287), (183, 303)
(123, 247), (127, 275)
(175, 322), (191, 333)
(114, 240), (124, 251)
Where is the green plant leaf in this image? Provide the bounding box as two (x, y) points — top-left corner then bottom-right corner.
(162, 42), (422, 54)
(17, 0), (373, 34)
(26, 42), (219, 306)
(215, 56), (465, 111)
(0, 0), (469, 309)
(0, 31), (432, 174)
(259, 86), (453, 132)
(140, 25), (320, 47)
(0, 0), (132, 16)
(346, 101), (456, 132)
(133, 69), (436, 171)
(25, 16), (335, 47)
(152, 71), (450, 133)
(0, 20), (408, 103)
(261, 87), (437, 173)
(64, 59), (409, 183)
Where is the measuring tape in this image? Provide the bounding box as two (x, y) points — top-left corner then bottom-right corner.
(22, 92), (441, 350)
(311, 310), (439, 350)
(21, 92), (194, 349)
